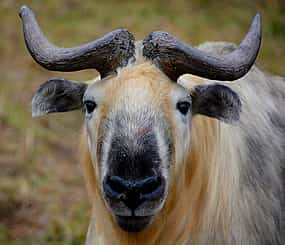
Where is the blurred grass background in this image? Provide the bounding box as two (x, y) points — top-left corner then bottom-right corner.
(0, 0), (284, 244)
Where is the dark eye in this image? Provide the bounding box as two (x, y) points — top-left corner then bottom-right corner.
(84, 100), (97, 114)
(176, 101), (191, 115)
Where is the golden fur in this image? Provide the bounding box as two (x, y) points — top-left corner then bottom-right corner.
(80, 103), (238, 244)
(79, 42), (284, 244)
(79, 62), (236, 244)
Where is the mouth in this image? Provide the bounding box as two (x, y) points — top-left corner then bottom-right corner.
(115, 215), (153, 232)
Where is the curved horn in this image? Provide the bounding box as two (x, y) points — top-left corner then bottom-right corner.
(19, 6), (135, 77)
(143, 14), (262, 81)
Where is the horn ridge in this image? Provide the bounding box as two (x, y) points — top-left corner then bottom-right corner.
(19, 6), (135, 77)
(142, 13), (262, 81)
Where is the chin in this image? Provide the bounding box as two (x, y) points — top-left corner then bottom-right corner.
(115, 215), (153, 232)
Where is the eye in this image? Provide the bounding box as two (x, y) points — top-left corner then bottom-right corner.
(176, 101), (191, 115)
(84, 100), (97, 114)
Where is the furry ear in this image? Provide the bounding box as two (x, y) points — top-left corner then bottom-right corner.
(32, 78), (87, 117)
(191, 83), (242, 123)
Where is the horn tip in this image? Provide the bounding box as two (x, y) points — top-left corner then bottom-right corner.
(255, 12), (262, 19)
(253, 13), (262, 41)
(19, 5), (32, 18)
(253, 12), (262, 27)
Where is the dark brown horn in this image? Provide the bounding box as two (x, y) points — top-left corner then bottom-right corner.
(143, 14), (262, 81)
(19, 6), (135, 78)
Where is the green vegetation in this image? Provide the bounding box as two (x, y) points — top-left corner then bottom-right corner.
(0, 0), (284, 244)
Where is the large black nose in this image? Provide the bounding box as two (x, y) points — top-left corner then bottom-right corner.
(103, 175), (165, 212)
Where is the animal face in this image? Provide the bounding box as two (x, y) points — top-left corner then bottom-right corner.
(20, 6), (260, 233)
(32, 63), (242, 232)
(82, 64), (193, 231)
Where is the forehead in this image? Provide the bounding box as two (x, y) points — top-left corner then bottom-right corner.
(84, 62), (191, 139)
(85, 62), (177, 108)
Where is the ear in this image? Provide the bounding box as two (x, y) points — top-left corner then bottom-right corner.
(191, 84), (242, 123)
(32, 78), (87, 117)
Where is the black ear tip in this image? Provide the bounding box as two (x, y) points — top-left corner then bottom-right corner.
(216, 85), (242, 123)
(222, 102), (242, 124)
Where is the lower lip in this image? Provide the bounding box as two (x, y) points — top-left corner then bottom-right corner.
(115, 215), (153, 232)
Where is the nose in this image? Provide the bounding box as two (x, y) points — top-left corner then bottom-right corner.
(103, 175), (165, 212)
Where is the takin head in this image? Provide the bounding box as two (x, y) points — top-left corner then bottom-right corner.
(19, 6), (261, 232)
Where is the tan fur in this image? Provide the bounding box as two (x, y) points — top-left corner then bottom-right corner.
(81, 105), (237, 244)
(80, 62), (233, 244)
(80, 43), (284, 244)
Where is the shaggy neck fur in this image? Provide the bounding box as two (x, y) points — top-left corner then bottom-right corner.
(80, 42), (284, 244)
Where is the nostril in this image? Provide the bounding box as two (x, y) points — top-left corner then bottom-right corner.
(104, 175), (165, 210)
(140, 176), (162, 195)
(140, 176), (165, 201)
(107, 176), (126, 194)
(104, 176), (128, 200)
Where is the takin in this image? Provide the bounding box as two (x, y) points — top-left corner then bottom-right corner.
(19, 6), (284, 245)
